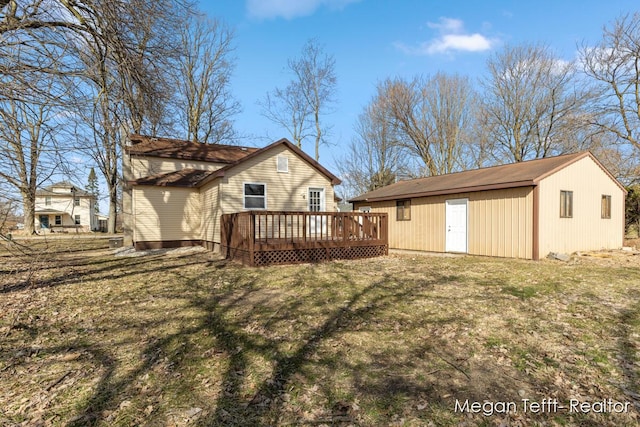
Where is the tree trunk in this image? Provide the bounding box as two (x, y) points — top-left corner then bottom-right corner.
(21, 191), (36, 235)
(108, 181), (118, 234)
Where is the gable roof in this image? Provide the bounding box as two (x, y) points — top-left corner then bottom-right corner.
(128, 136), (341, 188)
(36, 181), (93, 197)
(350, 151), (624, 203)
(126, 134), (259, 163)
(199, 138), (342, 187)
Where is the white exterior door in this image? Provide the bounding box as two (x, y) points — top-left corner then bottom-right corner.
(308, 188), (326, 236)
(445, 198), (468, 253)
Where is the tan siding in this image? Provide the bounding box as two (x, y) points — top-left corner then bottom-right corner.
(356, 187), (533, 258)
(133, 186), (201, 242)
(129, 156), (225, 179)
(220, 144), (336, 215)
(537, 156), (624, 258)
(468, 187), (533, 259)
(200, 179), (221, 244)
(355, 196), (447, 251)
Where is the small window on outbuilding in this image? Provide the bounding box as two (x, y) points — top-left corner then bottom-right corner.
(601, 195), (611, 219)
(396, 200), (411, 221)
(277, 155), (288, 173)
(560, 190), (573, 218)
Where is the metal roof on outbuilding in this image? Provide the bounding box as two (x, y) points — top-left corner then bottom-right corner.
(349, 151), (624, 203)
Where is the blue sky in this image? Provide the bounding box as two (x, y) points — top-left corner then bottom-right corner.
(200, 0), (636, 173)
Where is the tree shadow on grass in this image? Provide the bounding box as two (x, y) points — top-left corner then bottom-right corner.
(16, 251), (632, 426)
(616, 293), (640, 413)
(0, 252), (205, 294)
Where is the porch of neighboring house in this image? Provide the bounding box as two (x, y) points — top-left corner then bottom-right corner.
(35, 210), (81, 233)
(221, 211), (388, 266)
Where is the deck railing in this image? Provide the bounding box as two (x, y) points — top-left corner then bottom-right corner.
(221, 211), (388, 266)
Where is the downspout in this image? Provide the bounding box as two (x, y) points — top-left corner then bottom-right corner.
(532, 185), (540, 260)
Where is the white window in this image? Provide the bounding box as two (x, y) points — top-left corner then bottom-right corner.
(244, 183), (266, 209)
(74, 198), (80, 206)
(55, 215), (62, 225)
(45, 196), (51, 206)
(74, 215), (81, 225)
(277, 155), (288, 173)
(308, 188), (325, 212)
(358, 206), (371, 213)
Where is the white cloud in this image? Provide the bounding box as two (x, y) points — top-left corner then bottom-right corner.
(427, 17), (464, 33)
(246, 0), (360, 20)
(396, 17), (494, 56)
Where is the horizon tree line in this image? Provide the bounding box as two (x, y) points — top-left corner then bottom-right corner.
(1, 3), (639, 234)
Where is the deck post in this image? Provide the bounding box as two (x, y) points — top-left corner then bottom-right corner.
(249, 212), (255, 266)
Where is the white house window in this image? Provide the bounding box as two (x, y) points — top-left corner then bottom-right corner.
(45, 196), (51, 206)
(358, 206), (371, 213)
(75, 215), (81, 225)
(277, 155), (288, 173)
(74, 197), (80, 206)
(244, 183), (266, 209)
(55, 215), (62, 225)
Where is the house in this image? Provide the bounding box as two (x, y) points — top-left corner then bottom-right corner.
(350, 152), (626, 260)
(35, 181), (98, 232)
(122, 135), (342, 250)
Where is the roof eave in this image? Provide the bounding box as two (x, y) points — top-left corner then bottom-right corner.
(350, 180), (536, 203)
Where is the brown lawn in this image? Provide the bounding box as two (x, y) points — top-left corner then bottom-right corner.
(0, 237), (639, 426)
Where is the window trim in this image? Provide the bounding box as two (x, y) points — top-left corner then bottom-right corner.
(396, 199), (411, 221)
(243, 182), (267, 210)
(74, 197), (80, 206)
(55, 215), (62, 225)
(560, 190), (573, 218)
(74, 214), (81, 225)
(277, 155), (289, 173)
(601, 194), (611, 219)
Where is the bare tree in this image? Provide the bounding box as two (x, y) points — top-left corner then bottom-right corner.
(176, 15), (239, 143)
(67, 0), (190, 233)
(337, 89), (408, 199)
(260, 81), (313, 148)
(581, 12), (640, 156)
(381, 73), (478, 176)
(481, 43), (589, 162)
(0, 75), (67, 235)
(260, 39), (337, 160)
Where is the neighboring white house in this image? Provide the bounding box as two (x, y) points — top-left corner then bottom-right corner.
(34, 181), (98, 232)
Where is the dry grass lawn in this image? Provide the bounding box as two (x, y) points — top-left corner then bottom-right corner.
(0, 237), (639, 426)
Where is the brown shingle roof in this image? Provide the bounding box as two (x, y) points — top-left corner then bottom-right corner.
(126, 134), (258, 163)
(349, 152), (613, 203)
(130, 169), (215, 188)
(128, 137), (342, 188)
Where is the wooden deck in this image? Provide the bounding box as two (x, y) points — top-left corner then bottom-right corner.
(221, 211), (388, 266)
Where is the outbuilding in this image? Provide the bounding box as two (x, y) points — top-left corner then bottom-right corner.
(350, 152), (626, 260)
